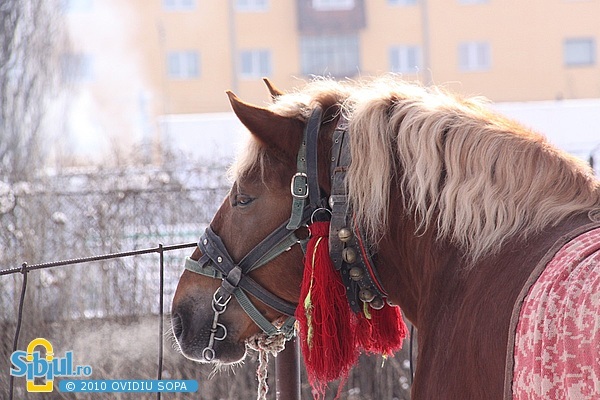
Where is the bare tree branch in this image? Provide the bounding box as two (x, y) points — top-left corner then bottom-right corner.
(0, 0), (66, 182)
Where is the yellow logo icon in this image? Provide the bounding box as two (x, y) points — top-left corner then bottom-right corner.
(25, 338), (54, 392)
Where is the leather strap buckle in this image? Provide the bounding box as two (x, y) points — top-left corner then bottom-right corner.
(290, 172), (309, 199)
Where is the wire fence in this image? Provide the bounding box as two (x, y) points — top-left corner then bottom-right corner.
(0, 166), (413, 400)
(2, 241), (196, 400)
(0, 166), (241, 399)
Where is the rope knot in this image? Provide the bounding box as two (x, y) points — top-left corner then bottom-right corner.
(246, 330), (287, 400)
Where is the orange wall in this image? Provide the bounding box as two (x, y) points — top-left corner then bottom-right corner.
(65, 0), (600, 153)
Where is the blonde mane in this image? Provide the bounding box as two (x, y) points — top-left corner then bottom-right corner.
(234, 77), (600, 261)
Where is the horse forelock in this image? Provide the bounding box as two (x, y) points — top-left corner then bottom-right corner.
(231, 76), (600, 262)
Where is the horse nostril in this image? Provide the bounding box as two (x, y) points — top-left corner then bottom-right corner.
(172, 312), (183, 339)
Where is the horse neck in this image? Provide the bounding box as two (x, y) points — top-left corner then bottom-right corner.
(375, 194), (599, 331)
(375, 201), (463, 328)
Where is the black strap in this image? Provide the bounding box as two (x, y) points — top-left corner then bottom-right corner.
(329, 118), (351, 270)
(240, 276), (297, 316)
(305, 106), (323, 208)
(238, 206), (312, 272)
(198, 227), (298, 316)
(327, 116), (389, 313)
(191, 108), (327, 323)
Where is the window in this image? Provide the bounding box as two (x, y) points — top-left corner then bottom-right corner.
(388, 0), (417, 5)
(167, 51), (200, 79)
(312, 0), (355, 11)
(389, 45), (422, 73)
(236, 0), (269, 11)
(458, 41), (491, 71)
(564, 38), (596, 67)
(301, 35), (360, 77)
(162, 0), (195, 11)
(240, 50), (272, 78)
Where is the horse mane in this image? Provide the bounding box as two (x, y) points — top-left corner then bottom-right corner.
(233, 76), (600, 262)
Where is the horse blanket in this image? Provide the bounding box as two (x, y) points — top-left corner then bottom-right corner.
(508, 226), (600, 399)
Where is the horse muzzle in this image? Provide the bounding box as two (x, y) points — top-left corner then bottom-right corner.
(171, 295), (247, 364)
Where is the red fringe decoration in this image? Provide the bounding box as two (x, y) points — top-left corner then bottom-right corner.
(295, 221), (358, 395)
(295, 221), (409, 396)
(357, 305), (408, 355)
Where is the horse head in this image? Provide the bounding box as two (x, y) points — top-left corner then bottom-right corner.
(171, 82), (338, 365)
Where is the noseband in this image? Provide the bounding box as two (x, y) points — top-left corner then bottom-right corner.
(184, 221), (302, 360)
(184, 106), (389, 361)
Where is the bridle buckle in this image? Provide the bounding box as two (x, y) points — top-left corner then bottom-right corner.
(212, 290), (231, 313)
(290, 173), (309, 199)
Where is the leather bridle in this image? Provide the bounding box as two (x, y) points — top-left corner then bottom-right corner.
(184, 106), (390, 361)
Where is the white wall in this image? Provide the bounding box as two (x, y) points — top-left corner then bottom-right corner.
(492, 99), (600, 162)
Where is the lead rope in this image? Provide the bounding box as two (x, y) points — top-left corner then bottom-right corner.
(246, 330), (287, 400)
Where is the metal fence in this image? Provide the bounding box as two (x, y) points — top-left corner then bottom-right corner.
(1, 241), (196, 400)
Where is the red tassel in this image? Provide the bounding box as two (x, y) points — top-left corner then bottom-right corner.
(357, 305), (408, 355)
(295, 221), (358, 394)
(295, 221), (408, 396)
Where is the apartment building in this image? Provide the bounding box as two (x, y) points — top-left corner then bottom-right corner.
(61, 0), (599, 159)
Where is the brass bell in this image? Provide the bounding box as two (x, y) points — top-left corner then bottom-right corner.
(369, 297), (385, 310)
(349, 266), (363, 281)
(338, 228), (353, 242)
(359, 289), (375, 303)
(342, 248), (356, 264)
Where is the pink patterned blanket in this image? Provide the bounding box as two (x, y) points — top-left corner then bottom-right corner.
(510, 227), (600, 399)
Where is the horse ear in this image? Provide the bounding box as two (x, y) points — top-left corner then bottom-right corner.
(226, 91), (302, 158)
(262, 78), (284, 100)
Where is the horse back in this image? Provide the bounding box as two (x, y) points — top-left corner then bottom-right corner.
(509, 224), (600, 399)
(413, 213), (600, 400)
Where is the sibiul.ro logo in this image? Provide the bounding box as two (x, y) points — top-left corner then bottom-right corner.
(10, 338), (92, 392)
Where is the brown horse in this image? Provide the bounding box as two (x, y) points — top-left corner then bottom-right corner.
(172, 77), (600, 399)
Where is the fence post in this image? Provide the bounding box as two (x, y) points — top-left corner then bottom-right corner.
(157, 244), (164, 400)
(275, 335), (301, 400)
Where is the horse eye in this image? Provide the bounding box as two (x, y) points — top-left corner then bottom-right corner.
(235, 194), (254, 207)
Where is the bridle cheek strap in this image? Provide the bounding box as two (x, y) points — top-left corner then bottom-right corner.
(328, 121), (389, 312)
(184, 257), (295, 336)
(185, 221), (302, 339)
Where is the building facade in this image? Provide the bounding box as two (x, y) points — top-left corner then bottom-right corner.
(61, 0), (600, 161)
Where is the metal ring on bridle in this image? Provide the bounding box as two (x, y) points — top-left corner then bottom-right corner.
(202, 287), (231, 361)
(213, 323), (227, 341)
(310, 207), (332, 224)
(202, 347), (215, 362)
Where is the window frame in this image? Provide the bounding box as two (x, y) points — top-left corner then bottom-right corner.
(564, 37), (596, 67)
(162, 0), (196, 11)
(300, 34), (360, 77)
(167, 51), (200, 79)
(387, 0), (418, 6)
(312, 0), (355, 11)
(235, 0), (269, 12)
(239, 49), (272, 78)
(389, 45), (422, 74)
(458, 41), (491, 72)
